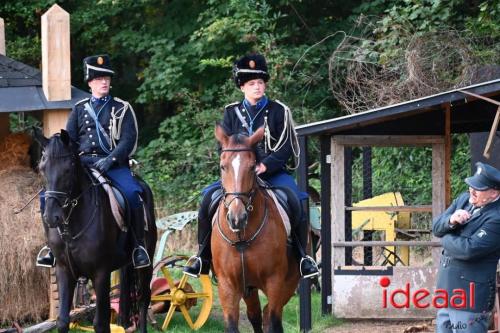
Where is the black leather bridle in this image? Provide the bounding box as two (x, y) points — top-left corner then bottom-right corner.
(220, 148), (257, 216)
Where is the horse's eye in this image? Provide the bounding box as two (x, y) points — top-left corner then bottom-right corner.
(220, 165), (225, 171)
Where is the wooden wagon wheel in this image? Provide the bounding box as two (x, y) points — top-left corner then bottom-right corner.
(150, 255), (213, 331)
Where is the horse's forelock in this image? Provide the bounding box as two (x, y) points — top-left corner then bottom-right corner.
(229, 133), (249, 147)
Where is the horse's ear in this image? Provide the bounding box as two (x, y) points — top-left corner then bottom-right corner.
(215, 123), (229, 147)
(248, 127), (264, 147)
(31, 126), (49, 148)
(60, 129), (70, 145)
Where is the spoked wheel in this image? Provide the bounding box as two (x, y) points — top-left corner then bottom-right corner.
(150, 255), (213, 331)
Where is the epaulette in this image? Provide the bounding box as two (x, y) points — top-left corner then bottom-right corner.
(75, 97), (89, 106)
(113, 96), (129, 106)
(224, 101), (240, 110)
(274, 100), (291, 113)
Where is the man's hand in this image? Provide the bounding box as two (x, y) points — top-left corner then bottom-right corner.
(255, 162), (267, 175)
(449, 209), (471, 225)
(94, 157), (114, 172)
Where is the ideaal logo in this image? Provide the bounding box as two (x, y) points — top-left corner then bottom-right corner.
(379, 277), (475, 309)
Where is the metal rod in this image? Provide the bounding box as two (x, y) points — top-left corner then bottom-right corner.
(333, 241), (441, 247)
(345, 205), (432, 212)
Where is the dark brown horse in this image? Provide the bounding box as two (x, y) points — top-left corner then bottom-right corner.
(212, 125), (300, 333)
(36, 130), (156, 333)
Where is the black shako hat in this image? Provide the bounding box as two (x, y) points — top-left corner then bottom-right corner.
(465, 162), (500, 190)
(233, 54), (270, 87)
(83, 54), (115, 82)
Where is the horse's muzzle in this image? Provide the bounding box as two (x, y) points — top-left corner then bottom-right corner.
(43, 212), (63, 228)
(226, 210), (248, 232)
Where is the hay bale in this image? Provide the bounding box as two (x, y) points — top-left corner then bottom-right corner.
(0, 167), (49, 324)
(0, 133), (32, 170)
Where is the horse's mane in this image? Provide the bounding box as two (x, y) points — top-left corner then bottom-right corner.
(44, 134), (77, 158)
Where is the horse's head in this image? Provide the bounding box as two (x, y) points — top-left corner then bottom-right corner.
(36, 129), (81, 228)
(215, 124), (264, 232)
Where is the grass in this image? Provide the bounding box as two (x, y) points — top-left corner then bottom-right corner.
(54, 257), (343, 332)
(66, 291), (342, 333)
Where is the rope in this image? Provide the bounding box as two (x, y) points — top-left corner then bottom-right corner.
(264, 100), (301, 169)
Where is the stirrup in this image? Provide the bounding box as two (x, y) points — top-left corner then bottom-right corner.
(300, 255), (320, 279)
(36, 246), (56, 268)
(132, 246), (151, 269)
(183, 255), (202, 278)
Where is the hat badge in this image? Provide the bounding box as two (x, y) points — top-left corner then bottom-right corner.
(476, 166), (483, 175)
(97, 56), (104, 65)
(249, 60), (256, 69)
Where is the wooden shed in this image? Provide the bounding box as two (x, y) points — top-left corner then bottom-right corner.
(294, 79), (500, 329)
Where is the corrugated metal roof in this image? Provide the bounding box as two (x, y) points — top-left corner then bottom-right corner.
(0, 54), (89, 112)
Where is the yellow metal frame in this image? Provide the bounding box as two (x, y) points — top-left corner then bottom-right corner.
(352, 192), (411, 265)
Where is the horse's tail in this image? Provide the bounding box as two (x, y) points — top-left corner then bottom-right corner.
(118, 264), (137, 328)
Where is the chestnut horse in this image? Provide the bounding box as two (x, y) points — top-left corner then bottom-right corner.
(212, 125), (300, 333)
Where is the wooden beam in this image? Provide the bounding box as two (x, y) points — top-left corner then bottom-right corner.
(43, 109), (70, 137)
(484, 106), (500, 159)
(333, 241), (441, 247)
(331, 138), (345, 267)
(432, 141), (446, 265)
(444, 104), (452, 206)
(0, 18), (5, 55)
(333, 135), (444, 147)
(0, 113), (10, 141)
(41, 4), (71, 101)
(345, 205), (432, 212)
(459, 89), (500, 107)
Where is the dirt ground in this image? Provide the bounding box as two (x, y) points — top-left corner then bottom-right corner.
(325, 319), (435, 333)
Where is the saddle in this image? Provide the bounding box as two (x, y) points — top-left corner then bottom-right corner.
(90, 169), (147, 232)
(209, 182), (293, 237)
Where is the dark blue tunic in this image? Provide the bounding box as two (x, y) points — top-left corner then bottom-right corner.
(204, 98), (307, 201)
(66, 96), (142, 208)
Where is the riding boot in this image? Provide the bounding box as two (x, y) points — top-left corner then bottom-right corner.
(36, 245), (56, 268)
(292, 204), (320, 279)
(131, 207), (151, 269)
(183, 190), (215, 277)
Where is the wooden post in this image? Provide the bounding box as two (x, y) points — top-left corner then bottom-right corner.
(320, 136), (332, 315)
(297, 136), (312, 332)
(432, 141), (446, 265)
(0, 113), (10, 141)
(43, 109), (70, 137)
(331, 137), (345, 267)
(41, 4), (71, 101)
(0, 18), (5, 55)
(444, 104), (452, 206)
(49, 269), (58, 320)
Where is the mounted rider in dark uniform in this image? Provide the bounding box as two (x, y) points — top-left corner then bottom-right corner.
(36, 54), (150, 269)
(183, 53), (319, 279)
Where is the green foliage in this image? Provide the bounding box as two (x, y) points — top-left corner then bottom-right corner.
(2, 0), (496, 213)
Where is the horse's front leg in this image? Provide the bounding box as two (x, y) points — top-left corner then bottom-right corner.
(55, 267), (77, 333)
(92, 270), (111, 333)
(243, 288), (263, 333)
(218, 278), (242, 333)
(138, 267), (153, 333)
